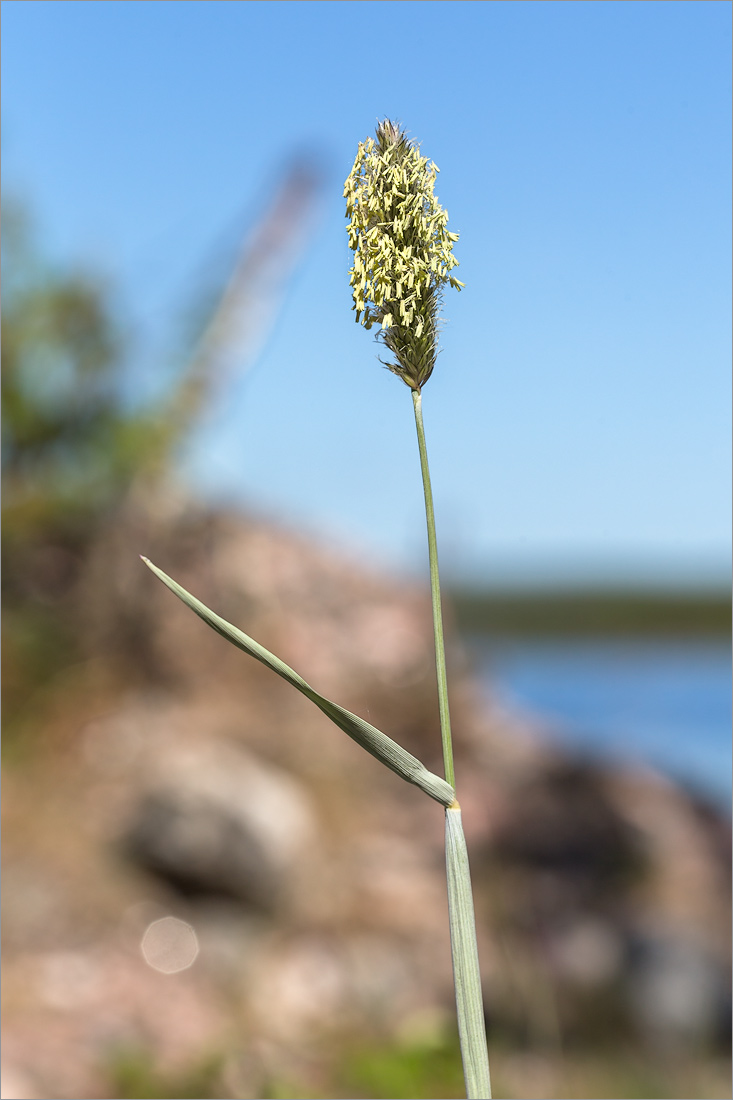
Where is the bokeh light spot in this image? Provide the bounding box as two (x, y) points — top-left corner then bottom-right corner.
(140, 916), (199, 974)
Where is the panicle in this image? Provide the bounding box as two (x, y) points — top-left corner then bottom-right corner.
(344, 119), (464, 390)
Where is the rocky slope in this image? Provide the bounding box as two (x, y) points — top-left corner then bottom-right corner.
(2, 505), (730, 1099)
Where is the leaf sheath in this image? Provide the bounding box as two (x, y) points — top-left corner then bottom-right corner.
(445, 805), (491, 1099)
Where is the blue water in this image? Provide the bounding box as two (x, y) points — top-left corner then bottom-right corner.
(469, 638), (732, 809)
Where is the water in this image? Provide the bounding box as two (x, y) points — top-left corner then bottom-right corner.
(468, 637), (732, 809)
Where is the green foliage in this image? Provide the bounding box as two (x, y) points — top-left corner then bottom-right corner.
(263, 1034), (466, 1100)
(341, 1034), (466, 1100)
(107, 1048), (224, 1100)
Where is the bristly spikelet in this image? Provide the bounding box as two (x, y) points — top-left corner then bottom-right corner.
(344, 120), (464, 391)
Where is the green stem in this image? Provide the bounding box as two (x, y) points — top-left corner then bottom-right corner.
(412, 388), (455, 790)
(412, 388), (491, 1099)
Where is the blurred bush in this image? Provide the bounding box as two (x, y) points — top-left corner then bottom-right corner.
(2, 202), (164, 728)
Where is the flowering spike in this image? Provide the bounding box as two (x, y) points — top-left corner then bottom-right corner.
(345, 120), (462, 390)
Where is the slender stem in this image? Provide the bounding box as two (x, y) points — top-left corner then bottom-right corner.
(412, 387), (491, 1099)
(412, 388), (455, 790)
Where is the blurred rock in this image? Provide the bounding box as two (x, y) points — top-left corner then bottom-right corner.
(123, 741), (318, 911)
(630, 933), (728, 1046)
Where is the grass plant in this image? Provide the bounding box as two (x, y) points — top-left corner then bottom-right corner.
(345, 119), (490, 1098)
(142, 119), (491, 1099)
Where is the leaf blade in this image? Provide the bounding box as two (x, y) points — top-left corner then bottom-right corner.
(141, 557), (455, 808)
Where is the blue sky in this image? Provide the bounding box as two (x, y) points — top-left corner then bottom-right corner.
(3, 0), (731, 586)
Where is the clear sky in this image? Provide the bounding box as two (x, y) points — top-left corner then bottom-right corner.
(3, 0), (731, 586)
